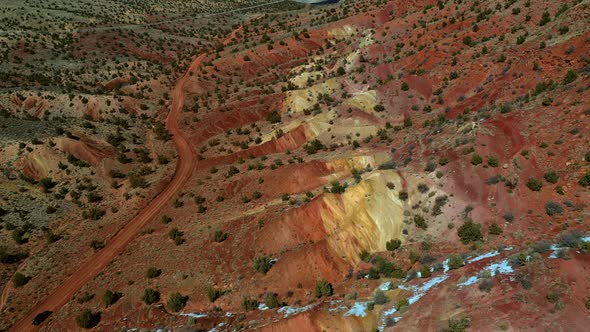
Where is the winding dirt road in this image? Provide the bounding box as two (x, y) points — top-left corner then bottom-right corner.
(8, 54), (204, 332)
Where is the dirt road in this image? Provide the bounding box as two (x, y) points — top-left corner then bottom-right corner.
(8, 54), (204, 332)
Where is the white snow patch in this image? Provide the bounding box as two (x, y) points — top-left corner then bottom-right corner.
(258, 303), (269, 311)
(180, 312), (208, 318)
(467, 250), (500, 264)
(277, 304), (315, 318)
(458, 259), (514, 287)
(379, 281), (393, 291)
(344, 301), (369, 317)
(208, 322), (226, 332)
(406, 275), (449, 304)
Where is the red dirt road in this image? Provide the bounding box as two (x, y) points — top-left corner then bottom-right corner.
(8, 54), (204, 332)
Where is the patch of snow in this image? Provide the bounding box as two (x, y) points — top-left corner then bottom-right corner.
(180, 312), (208, 318)
(407, 275), (449, 304)
(344, 301), (369, 317)
(442, 258), (450, 273)
(208, 322), (226, 332)
(258, 303), (269, 311)
(458, 259), (514, 287)
(277, 304), (315, 318)
(467, 250), (500, 264)
(328, 305), (348, 312)
(379, 281), (392, 291)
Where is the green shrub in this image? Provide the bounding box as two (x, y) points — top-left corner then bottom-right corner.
(103, 290), (123, 307)
(563, 70), (577, 84)
(12, 272), (30, 287)
(545, 201), (564, 216)
(386, 239), (401, 251)
(213, 230), (228, 242)
(579, 172), (590, 187)
(207, 287), (226, 302)
(373, 290), (389, 305)
(241, 296), (258, 310)
(142, 288), (160, 305)
(414, 215), (427, 229)
(314, 279), (333, 298)
(76, 309), (101, 329)
(253, 255), (272, 274)
(470, 154), (482, 165)
(487, 156), (499, 167)
(401, 82), (409, 91)
(526, 178), (543, 191)
(266, 111), (281, 124)
(489, 223), (503, 235)
(543, 171), (559, 184)
(457, 220), (482, 244)
(265, 292), (280, 308)
(167, 292), (188, 312)
(146, 267), (162, 279)
(448, 254), (464, 270)
(442, 316), (470, 332)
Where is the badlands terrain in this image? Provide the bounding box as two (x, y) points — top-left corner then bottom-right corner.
(0, 0), (589, 331)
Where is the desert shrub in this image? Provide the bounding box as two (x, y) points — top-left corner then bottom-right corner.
(478, 278), (494, 292)
(526, 178), (543, 191)
(146, 267), (162, 279)
(503, 212), (514, 222)
(83, 207), (106, 220)
(545, 201), (563, 216)
(563, 70), (577, 84)
(395, 297), (409, 310)
(417, 183), (429, 193)
(12, 272), (30, 287)
(442, 316), (470, 332)
(265, 292), (280, 308)
(373, 104), (385, 112)
(531, 240), (551, 253)
(401, 82), (409, 91)
(414, 215), (427, 229)
(470, 153), (482, 165)
(39, 177), (57, 192)
(241, 296), (258, 310)
(386, 239), (401, 251)
(103, 290), (122, 307)
(489, 223), (503, 235)
(457, 220), (482, 244)
(448, 254), (464, 270)
(253, 255), (272, 274)
(142, 288), (160, 305)
(421, 265), (432, 278)
(314, 279), (333, 298)
(68, 154), (89, 167)
(76, 309), (101, 329)
(213, 230), (228, 242)
(557, 231), (582, 248)
(579, 172), (590, 187)
(161, 215), (172, 224)
(168, 228), (184, 245)
(303, 139), (325, 154)
(207, 287), (226, 302)
(487, 155), (499, 167)
(398, 191), (409, 201)
(330, 181), (346, 194)
(167, 292), (188, 312)
(539, 11), (550, 26)
(373, 290), (389, 305)
(544, 171), (559, 184)
(266, 111), (281, 124)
